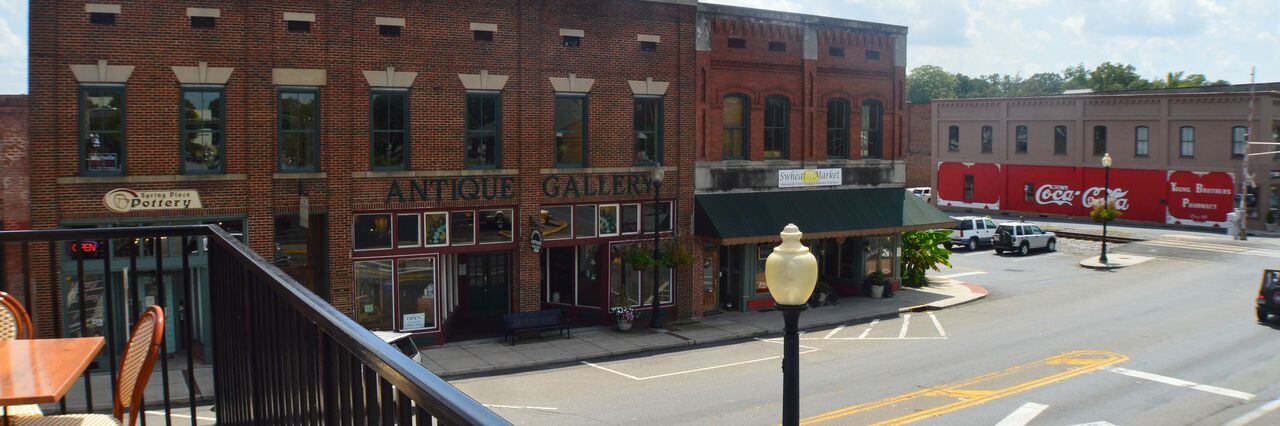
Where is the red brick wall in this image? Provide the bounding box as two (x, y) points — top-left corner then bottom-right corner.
(905, 102), (933, 188)
(0, 95), (29, 303)
(28, 0), (699, 337)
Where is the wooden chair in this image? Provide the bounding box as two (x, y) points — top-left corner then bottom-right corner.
(0, 290), (34, 340)
(17, 306), (166, 426)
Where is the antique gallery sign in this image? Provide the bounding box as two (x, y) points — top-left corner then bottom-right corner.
(541, 173), (655, 198)
(385, 176), (516, 203)
(778, 169), (841, 188)
(104, 188), (203, 213)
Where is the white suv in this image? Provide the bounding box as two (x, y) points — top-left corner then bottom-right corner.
(992, 222), (1057, 256)
(948, 216), (997, 251)
(908, 187), (933, 203)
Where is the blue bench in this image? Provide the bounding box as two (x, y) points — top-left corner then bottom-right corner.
(502, 309), (571, 345)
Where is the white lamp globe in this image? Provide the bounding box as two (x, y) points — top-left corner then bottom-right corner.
(765, 224), (818, 306)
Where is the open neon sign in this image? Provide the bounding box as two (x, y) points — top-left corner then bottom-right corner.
(70, 240), (103, 257)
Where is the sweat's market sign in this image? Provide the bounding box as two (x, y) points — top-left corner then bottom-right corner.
(778, 168), (841, 188)
(104, 188), (203, 213)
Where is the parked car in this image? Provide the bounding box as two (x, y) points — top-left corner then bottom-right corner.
(993, 222), (1057, 256)
(947, 216), (997, 251)
(373, 331), (422, 363)
(1257, 269), (1280, 323)
(908, 187), (933, 203)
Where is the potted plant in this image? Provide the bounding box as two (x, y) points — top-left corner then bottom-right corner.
(610, 306), (637, 331)
(808, 279), (838, 307)
(865, 271), (887, 299)
(1089, 200), (1122, 223)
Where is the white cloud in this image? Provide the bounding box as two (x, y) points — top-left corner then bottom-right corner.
(0, 10), (25, 94)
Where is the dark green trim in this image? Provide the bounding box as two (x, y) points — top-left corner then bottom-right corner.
(694, 188), (953, 242)
(78, 85), (127, 176)
(179, 86), (226, 175)
(370, 89), (410, 171)
(554, 93), (588, 168)
(278, 88), (321, 172)
(722, 93), (749, 160)
(633, 96), (663, 165)
(465, 91), (502, 169)
(763, 95), (789, 160)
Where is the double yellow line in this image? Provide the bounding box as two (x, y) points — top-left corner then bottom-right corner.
(800, 350), (1129, 425)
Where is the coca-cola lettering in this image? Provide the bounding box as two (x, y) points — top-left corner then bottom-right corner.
(1081, 187), (1130, 210)
(1034, 185), (1079, 206)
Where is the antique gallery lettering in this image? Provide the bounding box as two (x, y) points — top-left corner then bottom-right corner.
(541, 174), (654, 198)
(385, 177), (516, 203)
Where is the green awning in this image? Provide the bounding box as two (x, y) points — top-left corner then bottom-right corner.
(694, 187), (954, 245)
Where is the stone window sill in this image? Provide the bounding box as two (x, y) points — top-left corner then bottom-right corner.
(57, 174), (247, 184)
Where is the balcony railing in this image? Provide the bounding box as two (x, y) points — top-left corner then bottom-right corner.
(0, 225), (508, 425)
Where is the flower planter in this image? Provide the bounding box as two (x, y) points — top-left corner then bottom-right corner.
(617, 319), (633, 332)
(870, 284), (885, 299)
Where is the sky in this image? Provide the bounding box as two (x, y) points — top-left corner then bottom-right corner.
(707, 0), (1280, 85)
(0, 0), (1277, 94)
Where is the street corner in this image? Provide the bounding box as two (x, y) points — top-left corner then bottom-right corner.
(907, 275), (991, 312)
(1078, 254), (1154, 270)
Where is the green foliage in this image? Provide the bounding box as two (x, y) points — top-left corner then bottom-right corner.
(906, 65), (958, 103)
(865, 271), (887, 286)
(658, 238), (693, 268)
(901, 229), (954, 288)
(624, 245), (655, 271)
(905, 62), (1230, 101)
(1089, 201), (1123, 223)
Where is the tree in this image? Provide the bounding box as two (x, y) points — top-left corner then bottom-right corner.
(1089, 62), (1151, 92)
(1019, 72), (1065, 96)
(1062, 63), (1091, 90)
(955, 73), (996, 98)
(900, 229), (953, 288)
(906, 65), (958, 103)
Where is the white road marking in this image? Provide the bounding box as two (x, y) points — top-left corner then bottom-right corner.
(1067, 422), (1117, 426)
(857, 319), (879, 339)
(824, 325), (846, 339)
(929, 311), (946, 337)
(1225, 396), (1280, 426)
(1109, 367), (1255, 400)
(994, 402), (1049, 426)
(934, 271), (987, 279)
(145, 411), (217, 422)
(1012, 252), (1064, 262)
(956, 251), (988, 257)
(898, 313), (912, 338)
(484, 404), (559, 411)
(584, 339), (820, 381)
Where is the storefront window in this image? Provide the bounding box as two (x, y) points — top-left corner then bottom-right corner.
(397, 258), (436, 330)
(477, 209), (513, 244)
(424, 213), (447, 246)
(641, 266), (673, 304)
(756, 244), (771, 293)
(450, 211), (475, 245)
(610, 243), (641, 307)
(620, 204), (639, 234)
(578, 245), (603, 307)
(863, 236), (897, 279)
(397, 214), (420, 248)
(539, 206), (572, 240)
(546, 246), (575, 304)
(354, 260), (393, 330)
(599, 205), (619, 236)
(574, 205), (597, 238)
(354, 214), (392, 250)
(642, 201), (672, 233)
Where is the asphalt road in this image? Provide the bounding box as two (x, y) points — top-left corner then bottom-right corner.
(451, 233), (1280, 425)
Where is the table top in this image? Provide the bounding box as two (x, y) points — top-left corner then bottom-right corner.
(0, 337), (105, 406)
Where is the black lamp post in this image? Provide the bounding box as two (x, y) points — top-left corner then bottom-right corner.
(649, 164), (665, 329)
(765, 224), (818, 426)
(1100, 153), (1112, 264)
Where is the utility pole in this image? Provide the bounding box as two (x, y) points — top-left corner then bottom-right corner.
(1239, 67), (1254, 240)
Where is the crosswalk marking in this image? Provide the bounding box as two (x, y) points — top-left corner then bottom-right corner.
(814, 312), (947, 341)
(1109, 367), (1255, 400)
(1140, 239), (1280, 259)
(994, 402), (1049, 426)
(899, 314), (912, 338)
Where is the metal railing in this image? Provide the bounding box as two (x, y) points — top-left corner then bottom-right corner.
(0, 225), (507, 425)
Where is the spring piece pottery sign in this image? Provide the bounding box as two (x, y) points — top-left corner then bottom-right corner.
(104, 188), (203, 213)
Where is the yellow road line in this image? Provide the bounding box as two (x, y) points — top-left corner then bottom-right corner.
(800, 350), (1128, 425)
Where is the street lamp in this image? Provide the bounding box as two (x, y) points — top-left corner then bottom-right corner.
(649, 164), (666, 329)
(765, 224), (818, 426)
(1100, 153), (1112, 265)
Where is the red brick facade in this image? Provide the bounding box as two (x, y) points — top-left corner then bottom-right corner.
(27, 0), (699, 342)
(905, 102), (932, 188)
(0, 95), (29, 304)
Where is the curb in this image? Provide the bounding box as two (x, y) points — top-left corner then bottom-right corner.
(432, 282), (990, 379)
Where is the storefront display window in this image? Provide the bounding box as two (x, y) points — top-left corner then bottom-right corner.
(599, 205), (619, 236)
(620, 204), (639, 234)
(450, 211), (475, 245)
(477, 209), (514, 244)
(354, 214), (392, 250)
(609, 241), (671, 307)
(354, 260), (393, 330)
(755, 244), (771, 293)
(540, 206), (572, 240)
(396, 258), (436, 330)
(642, 201), (672, 233)
(397, 214), (420, 248)
(574, 205), (597, 238)
(864, 236), (896, 278)
(424, 212), (447, 246)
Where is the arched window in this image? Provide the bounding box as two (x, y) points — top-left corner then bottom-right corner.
(1093, 125), (1107, 156)
(1015, 125), (1028, 153)
(1232, 126), (1247, 157)
(1180, 126), (1195, 157)
(764, 95), (790, 159)
(1134, 126), (1149, 156)
(826, 98), (850, 158)
(861, 99), (884, 158)
(722, 94), (748, 160)
(1053, 125), (1067, 155)
(980, 125), (993, 153)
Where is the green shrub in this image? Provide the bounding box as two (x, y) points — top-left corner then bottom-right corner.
(901, 229), (953, 288)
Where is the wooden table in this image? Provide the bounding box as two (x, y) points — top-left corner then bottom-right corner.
(0, 337), (106, 406)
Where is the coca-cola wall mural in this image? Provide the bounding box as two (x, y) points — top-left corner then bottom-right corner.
(935, 162), (1002, 210)
(935, 162), (1236, 227)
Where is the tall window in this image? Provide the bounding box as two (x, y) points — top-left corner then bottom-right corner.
(1053, 125), (1067, 155)
(181, 88), (223, 174)
(1232, 126), (1247, 157)
(371, 91), (408, 170)
(466, 92), (500, 168)
(947, 126), (959, 152)
(1015, 125), (1028, 153)
(634, 97), (662, 164)
(826, 98), (850, 158)
(963, 175), (974, 200)
(1135, 126), (1149, 156)
(554, 94), (587, 166)
(1093, 125), (1107, 156)
(80, 87), (125, 175)
(980, 125), (993, 153)
(763, 95), (789, 159)
(279, 90), (319, 171)
(862, 99), (883, 159)
(1180, 126), (1195, 157)
(722, 94), (748, 160)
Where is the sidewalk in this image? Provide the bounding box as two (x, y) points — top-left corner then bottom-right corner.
(420, 279), (987, 378)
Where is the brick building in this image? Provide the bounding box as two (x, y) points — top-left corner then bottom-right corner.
(905, 102), (932, 188)
(1, 95), (29, 304)
(691, 4), (949, 312)
(27, 0), (698, 346)
(920, 84), (1280, 231)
